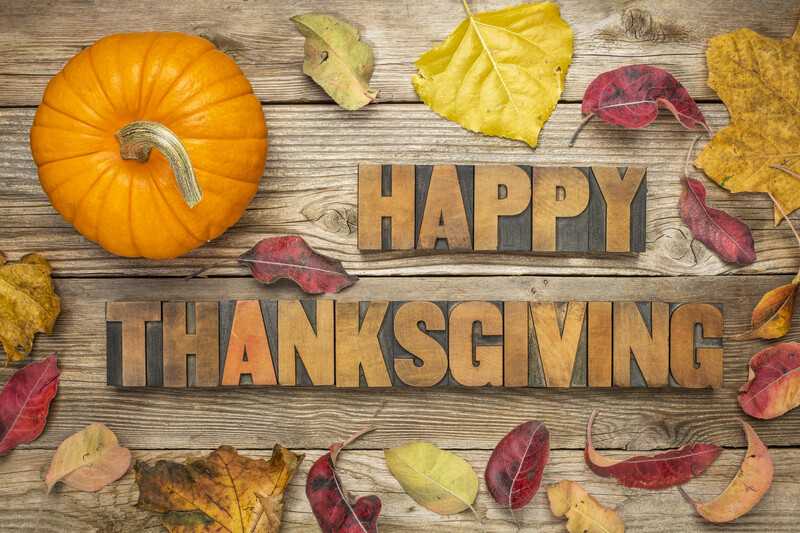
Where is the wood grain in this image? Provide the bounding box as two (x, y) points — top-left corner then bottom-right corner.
(3, 105), (796, 277)
(5, 275), (796, 451)
(7, 447), (800, 533)
(2, 0), (800, 107)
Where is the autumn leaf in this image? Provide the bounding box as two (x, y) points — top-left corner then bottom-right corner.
(680, 419), (773, 523)
(679, 176), (756, 265)
(485, 420), (549, 525)
(739, 342), (800, 419)
(571, 65), (709, 145)
(584, 411), (721, 490)
(188, 236), (357, 294)
(292, 14), (385, 110)
(36, 423), (131, 532)
(547, 480), (625, 533)
(0, 252), (60, 365)
(306, 428), (380, 533)
(384, 441), (480, 521)
(136, 444), (303, 533)
(734, 277), (799, 340)
(695, 21), (800, 224)
(0, 354), (58, 455)
(413, 1), (573, 148)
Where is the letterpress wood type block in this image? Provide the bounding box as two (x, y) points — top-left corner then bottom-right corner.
(669, 303), (723, 388)
(529, 302), (587, 387)
(392, 301), (449, 387)
(532, 167), (590, 252)
(162, 302), (220, 388)
(416, 165), (474, 250)
(613, 301), (669, 387)
(220, 300), (278, 386)
(358, 164), (416, 250)
(278, 300), (335, 386)
(448, 301), (503, 386)
(106, 302), (161, 387)
(474, 165), (532, 251)
(335, 301), (393, 387)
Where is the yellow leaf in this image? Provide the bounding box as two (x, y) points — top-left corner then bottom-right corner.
(135, 444), (303, 533)
(0, 252), (60, 366)
(548, 480), (625, 533)
(412, 1), (573, 148)
(384, 441), (479, 520)
(695, 21), (800, 224)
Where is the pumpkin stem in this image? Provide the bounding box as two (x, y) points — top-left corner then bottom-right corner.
(115, 120), (203, 208)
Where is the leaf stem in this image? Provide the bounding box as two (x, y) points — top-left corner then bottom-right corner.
(684, 134), (702, 176)
(461, 0), (472, 17)
(569, 114), (594, 147)
(34, 486), (51, 533)
(183, 259), (239, 281)
(766, 189), (800, 251)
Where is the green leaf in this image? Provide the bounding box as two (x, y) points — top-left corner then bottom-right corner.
(412, 1), (573, 147)
(292, 14), (380, 110)
(384, 441), (480, 520)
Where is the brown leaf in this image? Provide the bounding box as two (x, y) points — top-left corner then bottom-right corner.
(135, 444), (303, 533)
(680, 419), (773, 523)
(548, 480), (625, 533)
(188, 236), (357, 294)
(0, 252), (60, 365)
(734, 279), (799, 340)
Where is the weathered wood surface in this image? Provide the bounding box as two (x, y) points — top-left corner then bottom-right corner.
(5, 275), (798, 452)
(1, 105), (799, 277)
(6, 448), (799, 533)
(3, 0), (800, 531)
(2, 0), (800, 106)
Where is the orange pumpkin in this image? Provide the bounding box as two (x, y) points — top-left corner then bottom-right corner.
(30, 32), (267, 259)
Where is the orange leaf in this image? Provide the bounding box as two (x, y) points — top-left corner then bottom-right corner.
(680, 419), (772, 523)
(734, 281), (799, 340)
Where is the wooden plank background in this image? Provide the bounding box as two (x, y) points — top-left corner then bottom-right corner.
(1, 0), (799, 531)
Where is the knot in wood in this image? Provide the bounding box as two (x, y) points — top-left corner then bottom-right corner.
(621, 8), (688, 43)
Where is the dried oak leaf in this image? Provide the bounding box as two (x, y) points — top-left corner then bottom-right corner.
(292, 14), (384, 110)
(413, 1), (573, 148)
(739, 342), (800, 419)
(136, 444), (303, 533)
(695, 21), (800, 224)
(0, 252), (60, 365)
